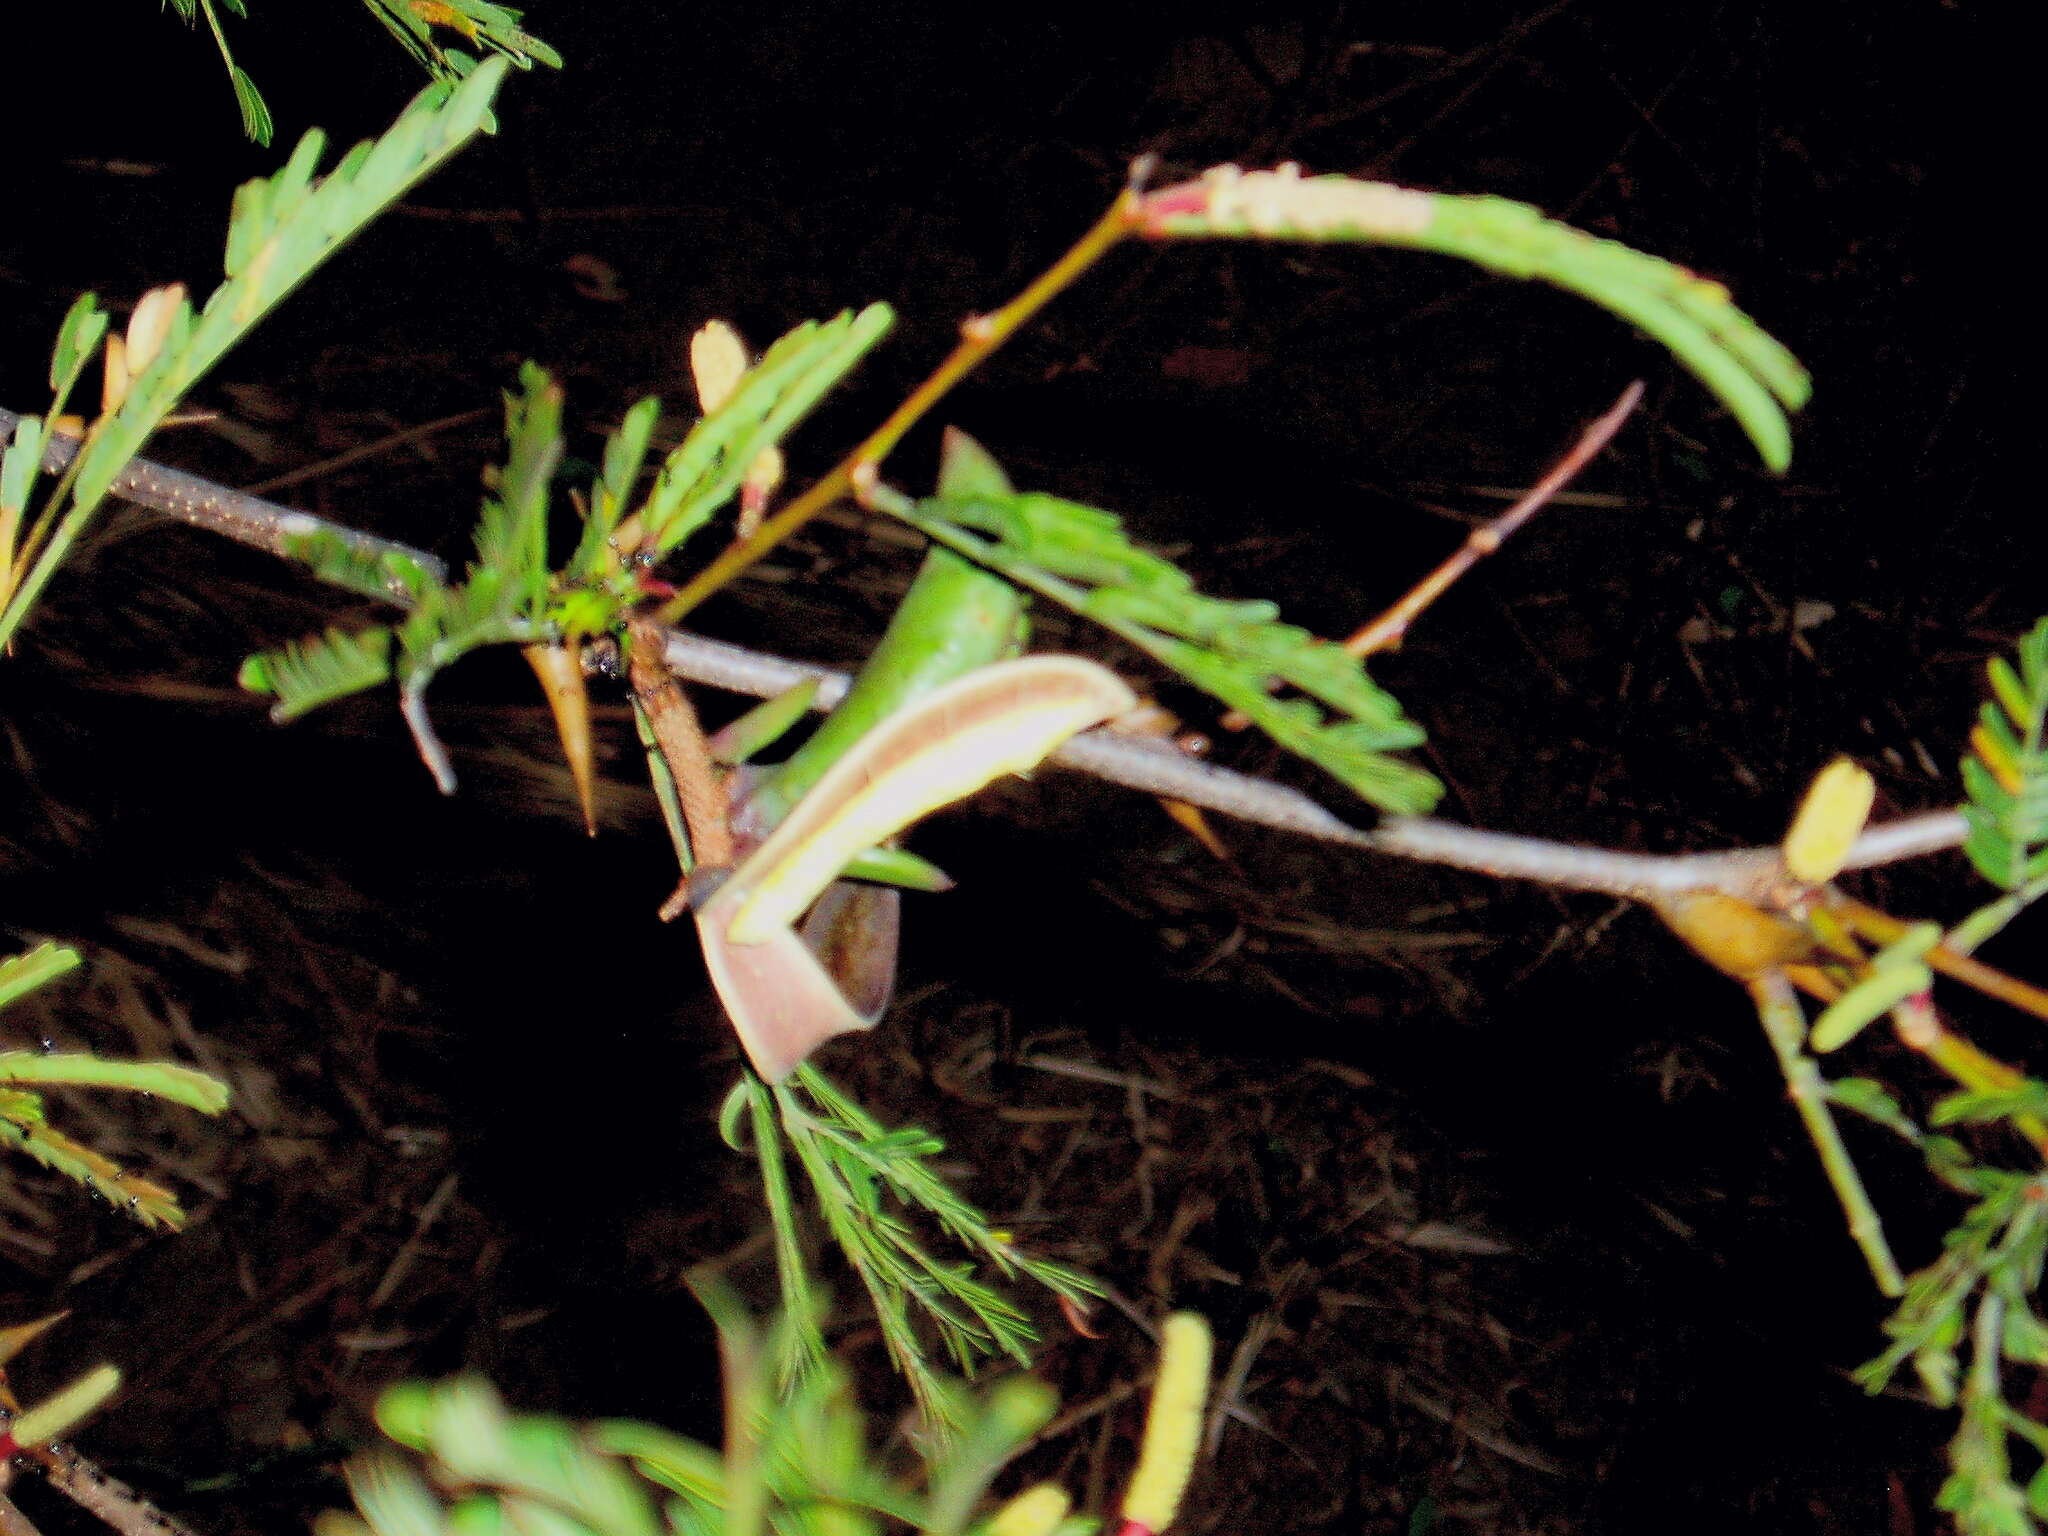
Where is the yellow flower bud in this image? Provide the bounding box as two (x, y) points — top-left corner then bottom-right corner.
(1783, 756), (1875, 884)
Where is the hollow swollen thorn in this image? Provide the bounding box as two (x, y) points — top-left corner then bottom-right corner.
(1650, 888), (1822, 980)
(1160, 796), (1231, 859)
(0, 1314), (66, 1372)
(1746, 971), (1905, 1296)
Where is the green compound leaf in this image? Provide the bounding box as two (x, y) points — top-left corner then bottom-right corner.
(1961, 616), (2048, 892)
(473, 362), (565, 607)
(47, 293), (110, 415)
(0, 1091), (194, 1229)
(228, 62), (275, 146)
(633, 305), (894, 559)
(359, 0), (564, 80)
(281, 525), (448, 604)
(0, 1051), (230, 1114)
(354, 1317), (1044, 1536)
(0, 941), (81, 1012)
(0, 948), (229, 1228)
(741, 1066), (1100, 1429)
(2, 60), (510, 654)
(887, 445), (1441, 814)
(240, 624), (395, 720)
(72, 59), (511, 522)
(165, 0), (274, 145)
(563, 395), (661, 584)
(1140, 164), (1809, 473)
(248, 366), (576, 790)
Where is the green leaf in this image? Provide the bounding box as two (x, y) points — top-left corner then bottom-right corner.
(892, 461), (1441, 814)
(474, 362), (565, 602)
(229, 63), (275, 146)
(0, 941), (81, 1011)
(1, 60), (510, 654)
(346, 1455), (446, 1536)
(935, 424), (1016, 499)
(1959, 617), (2048, 894)
(358, 0), (564, 79)
(47, 293), (109, 414)
(2, 414), (47, 523)
(72, 58), (509, 515)
(1141, 166), (1808, 472)
(241, 625), (395, 719)
(565, 395), (661, 582)
(0, 1101), (192, 1228)
(636, 305), (894, 558)
(0, 1052), (229, 1114)
(168, 0), (272, 145)
(282, 526), (448, 604)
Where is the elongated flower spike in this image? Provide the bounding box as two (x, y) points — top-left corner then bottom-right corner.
(1118, 1312), (1214, 1536)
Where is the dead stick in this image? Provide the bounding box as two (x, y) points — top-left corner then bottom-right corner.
(1345, 381), (1643, 657)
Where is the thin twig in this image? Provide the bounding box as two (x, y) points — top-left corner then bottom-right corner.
(1345, 381), (1643, 657)
(31, 1446), (193, 1536)
(239, 406), (492, 498)
(1207, 381), (1638, 737)
(650, 185), (1145, 626)
(1, 406), (447, 599)
(1747, 971), (1905, 1296)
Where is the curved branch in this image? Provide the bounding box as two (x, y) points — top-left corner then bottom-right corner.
(4, 409), (1969, 904)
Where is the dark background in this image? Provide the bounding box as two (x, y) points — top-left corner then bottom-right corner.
(0, 3), (2018, 1533)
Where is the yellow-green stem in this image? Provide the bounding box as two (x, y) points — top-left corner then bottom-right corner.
(654, 191), (1140, 626)
(1747, 971), (1905, 1296)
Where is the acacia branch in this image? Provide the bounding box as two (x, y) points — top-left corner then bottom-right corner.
(1, 407), (1970, 905)
(2, 406), (449, 597)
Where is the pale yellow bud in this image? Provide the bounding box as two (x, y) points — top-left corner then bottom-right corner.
(1783, 756), (1875, 885)
(987, 1482), (1072, 1536)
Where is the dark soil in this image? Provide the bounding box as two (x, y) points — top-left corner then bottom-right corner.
(0, 3), (2020, 1534)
